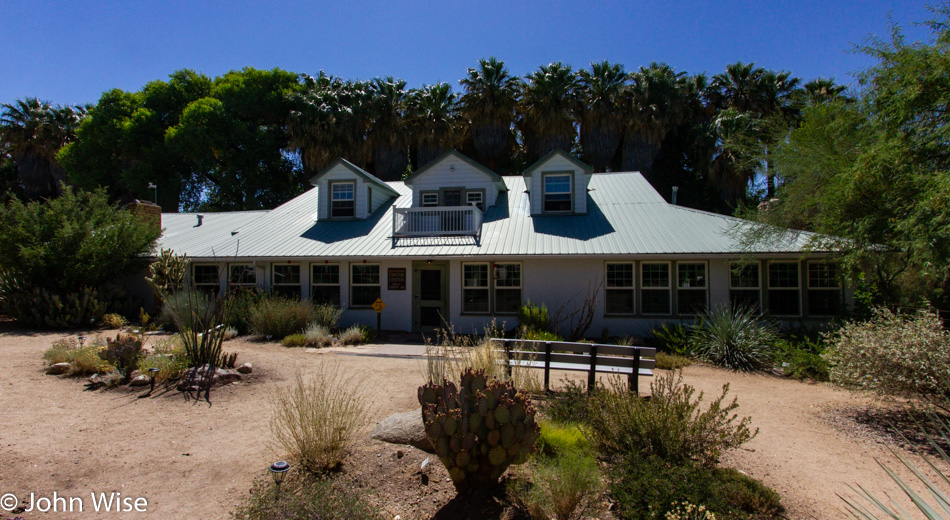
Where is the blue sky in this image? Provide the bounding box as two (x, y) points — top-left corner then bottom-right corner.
(0, 0), (933, 106)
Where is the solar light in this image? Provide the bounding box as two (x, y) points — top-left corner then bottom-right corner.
(148, 367), (159, 393)
(77, 335), (86, 347)
(269, 461), (290, 499)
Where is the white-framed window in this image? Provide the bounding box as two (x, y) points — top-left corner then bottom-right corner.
(272, 264), (301, 299)
(640, 262), (671, 315)
(729, 261), (761, 311)
(350, 264), (380, 307)
(421, 193), (439, 207)
(330, 181), (355, 218)
(493, 263), (522, 314)
(807, 261), (841, 316)
(543, 173), (572, 212)
(768, 261), (800, 316)
(462, 263), (490, 314)
(466, 191), (484, 211)
(311, 263), (341, 306)
(228, 263), (256, 291)
(605, 262), (635, 315)
(193, 264), (220, 295)
(676, 262), (707, 315)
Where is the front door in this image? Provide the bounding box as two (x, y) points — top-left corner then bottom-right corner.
(413, 261), (448, 332)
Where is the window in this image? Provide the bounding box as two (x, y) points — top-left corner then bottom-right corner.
(331, 182), (355, 218)
(768, 261), (800, 316)
(605, 263), (635, 314)
(272, 264), (301, 299)
(421, 193), (439, 207)
(311, 264), (341, 306)
(193, 264), (219, 295)
(729, 262), (761, 311)
(351, 264), (380, 307)
(807, 261), (842, 316)
(543, 174), (572, 212)
(677, 262), (707, 314)
(493, 263), (522, 314)
(228, 264), (256, 291)
(640, 262), (671, 314)
(462, 263), (490, 313)
(466, 191), (484, 211)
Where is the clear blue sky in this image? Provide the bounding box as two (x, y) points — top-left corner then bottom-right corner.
(0, 0), (933, 106)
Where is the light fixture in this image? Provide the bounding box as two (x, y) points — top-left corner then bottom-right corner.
(147, 182), (157, 204)
(148, 367), (159, 393)
(77, 335), (86, 347)
(269, 461), (290, 498)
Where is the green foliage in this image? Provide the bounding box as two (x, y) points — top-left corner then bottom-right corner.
(43, 336), (112, 375)
(536, 421), (591, 458)
(100, 313), (128, 329)
(226, 289), (264, 336)
(689, 306), (778, 372)
(338, 324), (371, 345)
(521, 328), (563, 342)
(138, 337), (189, 383)
(249, 295), (312, 339)
(825, 306), (950, 401)
(418, 367), (541, 493)
(158, 290), (214, 332)
(655, 351), (692, 370)
(519, 300), (552, 333)
(232, 476), (381, 520)
(608, 455), (783, 520)
(541, 379), (593, 425)
(588, 372), (756, 467)
(773, 337), (828, 381)
(281, 334), (308, 347)
(147, 249), (187, 304)
(651, 322), (696, 356)
(508, 449), (604, 520)
(311, 302), (343, 331)
(0, 278), (114, 328)
(99, 333), (143, 381)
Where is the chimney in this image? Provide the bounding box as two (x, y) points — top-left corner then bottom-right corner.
(196, 214), (204, 227)
(671, 186), (679, 205)
(129, 200), (161, 234)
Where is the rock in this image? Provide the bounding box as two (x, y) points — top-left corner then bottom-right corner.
(236, 363), (253, 374)
(129, 375), (150, 387)
(370, 409), (434, 453)
(46, 362), (71, 375)
(396, 449), (404, 459)
(177, 365), (242, 391)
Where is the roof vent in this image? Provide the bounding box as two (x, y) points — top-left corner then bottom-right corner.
(196, 214), (204, 227)
(672, 186), (679, 205)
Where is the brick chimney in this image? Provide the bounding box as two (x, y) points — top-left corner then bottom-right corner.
(129, 200), (162, 234)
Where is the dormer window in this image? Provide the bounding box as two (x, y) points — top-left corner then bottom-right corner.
(466, 191), (484, 211)
(543, 173), (572, 212)
(421, 193), (439, 207)
(331, 182), (355, 218)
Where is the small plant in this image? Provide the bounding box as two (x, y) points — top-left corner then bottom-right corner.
(304, 323), (333, 348)
(222, 351), (238, 369)
(226, 289), (264, 336)
(536, 421), (592, 458)
(270, 364), (373, 474)
(521, 327), (563, 342)
(100, 313), (128, 329)
(664, 502), (719, 520)
(519, 301), (552, 333)
(655, 351), (692, 370)
(146, 248), (187, 304)
(312, 302), (343, 331)
(418, 368), (541, 492)
(232, 475), (381, 520)
(773, 337), (828, 380)
(43, 336), (112, 375)
(508, 449), (604, 520)
(690, 306), (778, 372)
(540, 379), (593, 425)
(223, 326), (238, 340)
(249, 295), (313, 339)
(138, 342), (189, 384)
(337, 325), (366, 345)
(158, 290), (215, 332)
(99, 333), (144, 382)
(282, 334), (308, 347)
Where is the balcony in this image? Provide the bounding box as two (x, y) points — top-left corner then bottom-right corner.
(393, 206), (483, 239)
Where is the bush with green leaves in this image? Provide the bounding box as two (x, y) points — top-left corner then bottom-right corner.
(519, 301), (552, 333)
(282, 334), (308, 347)
(158, 290), (215, 332)
(655, 352), (692, 370)
(226, 289), (265, 336)
(508, 449), (604, 520)
(138, 337), (189, 383)
(773, 337), (829, 381)
(651, 322), (696, 356)
(338, 324), (369, 345)
(588, 371), (756, 467)
(312, 303), (343, 331)
(43, 336), (112, 375)
(825, 306), (950, 402)
(689, 306), (778, 372)
(536, 421), (591, 458)
(249, 295), (313, 339)
(521, 328), (563, 342)
(99, 333), (143, 382)
(540, 379), (593, 425)
(232, 475), (381, 520)
(0, 187), (159, 328)
(100, 313), (128, 329)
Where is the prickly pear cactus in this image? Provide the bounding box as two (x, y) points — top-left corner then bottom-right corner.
(418, 368), (540, 492)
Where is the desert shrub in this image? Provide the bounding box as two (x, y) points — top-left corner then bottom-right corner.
(100, 313), (128, 329)
(825, 307), (950, 402)
(656, 352), (692, 370)
(337, 324), (365, 345)
(651, 322), (696, 356)
(773, 337), (829, 381)
(519, 301), (552, 333)
(232, 476), (381, 520)
(249, 295), (312, 339)
(158, 290), (215, 332)
(223, 326), (238, 340)
(0, 187), (159, 328)
(312, 303), (343, 331)
(43, 336), (112, 375)
(146, 248), (187, 305)
(282, 334), (308, 347)
(663, 502), (718, 520)
(690, 306), (778, 372)
(99, 333), (143, 381)
(304, 323), (333, 348)
(522, 328), (563, 342)
(508, 449), (604, 520)
(536, 421), (592, 458)
(588, 371), (756, 467)
(226, 289), (264, 336)
(541, 379), (593, 425)
(270, 365), (372, 474)
(608, 455), (783, 520)
(44, 338), (80, 365)
(138, 338), (189, 383)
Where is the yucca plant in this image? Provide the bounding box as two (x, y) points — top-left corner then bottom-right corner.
(690, 305), (778, 372)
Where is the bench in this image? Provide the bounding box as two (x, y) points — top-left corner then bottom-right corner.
(490, 338), (655, 394)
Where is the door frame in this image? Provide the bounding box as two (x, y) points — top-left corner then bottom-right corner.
(412, 260), (449, 333)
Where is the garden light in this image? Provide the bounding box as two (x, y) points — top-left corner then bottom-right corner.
(148, 367), (159, 393)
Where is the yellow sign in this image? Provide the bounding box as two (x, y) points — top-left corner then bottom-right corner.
(371, 298), (386, 313)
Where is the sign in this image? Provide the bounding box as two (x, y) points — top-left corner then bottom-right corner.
(388, 268), (406, 290)
(371, 298), (386, 313)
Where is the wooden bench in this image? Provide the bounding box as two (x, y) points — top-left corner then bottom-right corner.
(490, 338), (655, 394)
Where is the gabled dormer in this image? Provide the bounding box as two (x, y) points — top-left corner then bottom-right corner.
(405, 151), (506, 210)
(523, 150), (593, 215)
(311, 158), (400, 221)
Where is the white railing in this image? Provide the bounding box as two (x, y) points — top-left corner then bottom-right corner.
(393, 206), (483, 237)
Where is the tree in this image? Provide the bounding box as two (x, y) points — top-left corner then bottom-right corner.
(621, 63), (686, 177)
(577, 61), (628, 171)
(367, 77), (410, 180)
(517, 61), (580, 162)
(407, 83), (460, 167)
(459, 57), (521, 171)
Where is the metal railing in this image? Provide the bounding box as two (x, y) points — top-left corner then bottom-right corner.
(393, 206), (483, 237)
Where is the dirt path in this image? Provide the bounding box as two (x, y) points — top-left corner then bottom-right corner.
(0, 330), (938, 519)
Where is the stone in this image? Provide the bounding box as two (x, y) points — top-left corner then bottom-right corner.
(177, 365), (242, 391)
(370, 409), (434, 453)
(236, 363), (253, 374)
(46, 362), (71, 375)
(128, 375), (150, 387)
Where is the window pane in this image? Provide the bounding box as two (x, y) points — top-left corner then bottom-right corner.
(495, 289), (521, 314)
(678, 263), (706, 288)
(352, 265), (379, 285)
(769, 262), (799, 288)
(463, 264), (488, 288)
(463, 288), (490, 313)
(769, 290), (800, 315)
(422, 193), (439, 206)
(273, 285), (301, 299)
(273, 265), (300, 285)
(352, 286), (380, 307)
(332, 183), (354, 200)
(642, 290), (670, 314)
(605, 290), (634, 314)
(642, 264), (669, 288)
(606, 264), (633, 288)
(193, 265), (219, 285)
(494, 264), (520, 287)
(808, 263), (839, 288)
(731, 263), (759, 288)
(312, 265), (340, 285)
(677, 290), (707, 314)
(544, 175), (571, 193)
(808, 290), (841, 316)
(312, 286), (341, 306)
(229, 265), (256, 285)
(730, 289), (761, 311)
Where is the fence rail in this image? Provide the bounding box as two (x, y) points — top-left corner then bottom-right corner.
(393, 206), (483, 237)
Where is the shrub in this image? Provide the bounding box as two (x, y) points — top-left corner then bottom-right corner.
(138, 339), (189, 383)
(541, 379), (593, 425)
(282, 334), (308, 347)
(270, 365), (372, 474)
(100, 313), (128, 329)
(43, 336), (112, 375)
(608, 455), (783, 520)
(536, 421), (591, 458)
(0, 277), (115, 328)
(656, 352), (692, 370)
(304, 323), (333, 348)
(690, 306), (778, 372)
(249, 295), (312, 339)
(663, 502), (718, 520)
(232, 476), (381, 520)
(158, 290), (215, 332)
(651, 322), (695, 356)
(146, 248), (187, 305)
(312, 303), (343, 331)
(587, 371), (756, 467)
(44, 337), (80, 365)
(521, 327), (563, 342)
(773, 337), (829, 381)
(99, 333), (143, 381)
(337, 325), (363, 345)
(826, 307), (950, 401)
(223, 326), (238, 341)
(226, 289), (265, 336)
(519, 301), (552, 333)
(508, 449), (603, 520)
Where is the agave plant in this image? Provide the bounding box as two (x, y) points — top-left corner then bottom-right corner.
(690, 305), (778, 372)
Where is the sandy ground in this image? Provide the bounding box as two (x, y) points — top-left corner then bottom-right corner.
(0, 329), (942, 519)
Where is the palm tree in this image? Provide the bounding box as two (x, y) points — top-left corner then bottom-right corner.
(0, 97), (85, 200)
(407, 83), (460, 168)
(709, 62), (766, 112)
(367, 77), (410, 180)
(577, 61), (628, 171)
(621, 63), (686, 176)
(517, 62), (580, 162)
(708, 108), (761, 207)
(803, 77), (848, 104)
(459, 57), (521, 170)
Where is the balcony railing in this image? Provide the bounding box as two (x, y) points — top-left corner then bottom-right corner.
(393, 206), (483, 238)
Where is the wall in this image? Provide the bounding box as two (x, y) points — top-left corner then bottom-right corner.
(411, 156), (499, 207)
(315, 165), (370, 220)
(526, 155), (590, 215)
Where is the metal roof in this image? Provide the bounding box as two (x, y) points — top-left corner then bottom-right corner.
(308, 157), (400, 197)
(158, 171), (820, 260)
